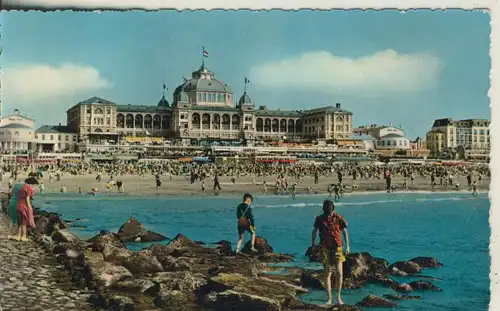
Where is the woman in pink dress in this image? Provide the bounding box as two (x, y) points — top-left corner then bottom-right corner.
(12, 177), (38, 242)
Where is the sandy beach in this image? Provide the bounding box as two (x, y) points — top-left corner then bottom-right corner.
(7, 173), (489, 197)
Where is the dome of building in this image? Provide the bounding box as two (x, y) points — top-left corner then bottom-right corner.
(157, 96), (170, 107)
(238, 92), (253, 106)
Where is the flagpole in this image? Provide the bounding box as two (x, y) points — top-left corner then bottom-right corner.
(202, 46), (205, 67)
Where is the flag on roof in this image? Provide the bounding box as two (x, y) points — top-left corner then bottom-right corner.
(203, 48), (208, 57)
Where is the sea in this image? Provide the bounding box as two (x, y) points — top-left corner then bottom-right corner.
(36, 192), (490, 311)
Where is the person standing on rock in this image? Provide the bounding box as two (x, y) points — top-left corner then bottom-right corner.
(235, 193), (257, 254)
(311, 199), (350, 306)
(10, 177), (38, 242)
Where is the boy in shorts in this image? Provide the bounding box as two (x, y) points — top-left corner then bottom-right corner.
(235, 193), (257, 253)
(311, 200), (350, 305)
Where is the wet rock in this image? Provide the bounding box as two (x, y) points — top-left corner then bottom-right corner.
(408, 280), (442, 291)
(34, 216), (50, 235)
(117, 217), (167, 243)
(383, 294), (422, 300)
(155, 289), (199, 311)
(214, 290), (281, 311)
(356, 294), (397, 308)
(88, 231), (124, 252)
(257, 252), (294, 263)
(409, 257), (443, 268)
(242, 236), (273, 254)
(391, 282), (413, 293)
(305, 245), (321, 262)
(300, 270), (323, 289)
(150, 271), (208, 292)
(166, 233), (200, 250)
(117, 217), (144, 242)
(215, 240), (233, 256)
(89, 292), (109, 308)
(387, 261), (421, 275)
(122, 250), (164, 275)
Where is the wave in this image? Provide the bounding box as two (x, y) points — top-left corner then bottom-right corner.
(254, 196), (482, 209)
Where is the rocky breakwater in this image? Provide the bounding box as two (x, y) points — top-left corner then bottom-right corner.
(290, 246), (444, 308)
(36, 215), (357, 311)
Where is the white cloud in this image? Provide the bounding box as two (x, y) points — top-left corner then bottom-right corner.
(249, 50), (442, 96)
(3, 63), (112, 102)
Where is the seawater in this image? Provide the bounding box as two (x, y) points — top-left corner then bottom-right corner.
(38, 192), (490, 311)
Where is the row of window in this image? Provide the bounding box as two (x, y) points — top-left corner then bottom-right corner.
(35, 134), (77, 141)
(86, 107), (112, 114)
(304, 115), (346, 124)
(376, 140), (409, 147)
(197, 93), (230, 102)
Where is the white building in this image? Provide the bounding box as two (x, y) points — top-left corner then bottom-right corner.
(0, 113), (37, 152)
(35, 124), (78, 152)
(353, 124), (410, 150)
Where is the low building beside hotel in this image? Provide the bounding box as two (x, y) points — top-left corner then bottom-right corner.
(35, 124), (78, 152)
(353, 124), (411, 151)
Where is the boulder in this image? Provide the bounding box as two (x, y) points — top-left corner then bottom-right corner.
(391, 282), (413, 293)
(110, 278), (156, 294)
(300, 270), (324, 289)
(52, 229), (80, 244)
(155, 289), (199, 311)
(383, 294), (422, 301)
(215, 240), (233, 256)
(117, 217), (144, 242)
(408, 280), (442, 291)
(214, 290), (281, 311)
(305, 245), (321, 262)
(150, 271), (208, 292)
(117, 217), (167, 243)
(88, 231), (125, 252)
(356, 294), (397, 308)
(161, 256), (192, 271)
(82, 251), (133, 288)
(34, 216), (50, 235)
(167, 233), (200, 250)
(122, 250), (164, 274)
(107, 295), (135, 311)
(409, 257), (443, 268)
(102, 244), (133, 266)
(137, 230), (167, 242)
(242, 236), (274, 254)
(387, 261), (421, 275)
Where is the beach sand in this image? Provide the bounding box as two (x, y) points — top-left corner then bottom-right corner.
(8, 173), (489, 197)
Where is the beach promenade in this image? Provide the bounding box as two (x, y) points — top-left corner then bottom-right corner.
(0, 215), (95, 311)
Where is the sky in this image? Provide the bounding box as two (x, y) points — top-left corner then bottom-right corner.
(0, 10), (491, 139)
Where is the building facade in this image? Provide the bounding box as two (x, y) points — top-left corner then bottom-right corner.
(66, 64), (354, 146)
(431, 118), (490, 151)
(353, 124), (411, 150)
(426, 130), (445, 155)
(35, 124), (78, 152)
(0, 113), (37, 152)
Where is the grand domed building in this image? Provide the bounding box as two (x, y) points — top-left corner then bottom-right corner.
(66, 64), (354, 146)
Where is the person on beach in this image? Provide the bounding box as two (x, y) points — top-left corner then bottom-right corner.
(116, 180), (124, 193)
(311, 200), (350, 306)
(472, 181), (478, 196)
(9, 177), (38, 242)
(235, 193), (257, 254)
(155, 173), (162, 190)
(8, 181), (24, 231)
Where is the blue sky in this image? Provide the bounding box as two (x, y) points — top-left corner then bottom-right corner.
(1, 10), (490, 138)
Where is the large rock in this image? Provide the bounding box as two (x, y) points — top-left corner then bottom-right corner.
(52, 229), (80, 244)
(383, 294), (422, 301)
(214, 290), (281, 311)
(117, 217), (167, 243)
(155, 289), (200, 311)
(110, 278), (156, 294)
(122, 250), (164, 274)
(34, 216), (50, 235)
(117, 217), (145, 242)
(82, 251), (133, 288)
(356, 294), (397, 308)
(102, 244), (133, 266)
(242, 236), (274, 254)
(367, 275), (412, 293)
(88, 231), (125, 252)
(305, 245), (321, 262)
(408, 280), (442, 291)
(149, 271), (208, 310)
(409, 257), (443, 268)
(387, 261), (421, 275)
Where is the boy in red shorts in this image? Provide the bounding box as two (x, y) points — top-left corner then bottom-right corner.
(311, 199), (350, 305)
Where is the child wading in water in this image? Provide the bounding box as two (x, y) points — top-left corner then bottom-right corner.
(235, 193), (258, 254)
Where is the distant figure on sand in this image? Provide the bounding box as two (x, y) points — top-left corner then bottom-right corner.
(311, 200), (350, 306)
(155, 173), (162, 190)
(235, 193), (257, 254)
(116, 181), (124, 193)
(472, 181), (478, 196)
